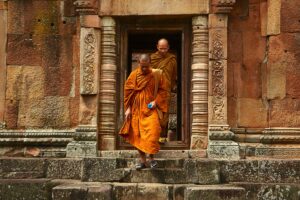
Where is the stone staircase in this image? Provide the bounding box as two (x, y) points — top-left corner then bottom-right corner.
(0, 150), (300, 199)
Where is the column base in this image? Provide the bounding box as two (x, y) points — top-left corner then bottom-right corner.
(208, 140), (240, 160)
(66, 141), (97, 157)
(190, 135), (208, 149)
(66, 125), (98, 157)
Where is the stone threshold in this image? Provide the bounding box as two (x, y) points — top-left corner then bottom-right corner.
(99, 149), (207, 159)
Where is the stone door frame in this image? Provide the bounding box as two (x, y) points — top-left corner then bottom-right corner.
(116, 16), (192, 149)
(67, 0), (240, 159)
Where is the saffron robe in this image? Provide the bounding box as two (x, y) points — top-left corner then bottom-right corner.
(121, 67), (169, 154)
(150, 52), (177, 132)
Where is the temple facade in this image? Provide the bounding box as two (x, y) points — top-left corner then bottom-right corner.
(0, 0), (299, 159)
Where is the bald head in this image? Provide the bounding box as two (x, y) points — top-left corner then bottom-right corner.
(157, 38), (169, 57)
(139, 54), (151, 74)
(139, 54), (151, 63)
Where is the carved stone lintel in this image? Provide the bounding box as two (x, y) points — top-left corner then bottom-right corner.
(211, 0), (236, 14)
(74, 0), (98, 15)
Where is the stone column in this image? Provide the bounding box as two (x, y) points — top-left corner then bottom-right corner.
(66, 1), (100, 157)
(0, 0), (7, 129)
(98, 17), (117, 150)
(207, 13), (239, 159)
(190, 16), (209, 149)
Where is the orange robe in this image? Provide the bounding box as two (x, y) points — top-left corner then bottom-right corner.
(150, 52), (177, 133)
(121, 67), (169, 154)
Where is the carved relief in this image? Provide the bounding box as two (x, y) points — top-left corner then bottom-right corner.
(191, 16), (209, 137)
(81, 33), (96, 94)
(211, 31), (225, 121)
(74, 0), (98, 15)
(212, 0), (236, 13)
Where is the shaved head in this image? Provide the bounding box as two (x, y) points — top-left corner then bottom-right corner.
(157, 38), (169, 57)
(157, 38), (169, 46)
(139, 54), (151, 63)
(139, 54), (151, 75)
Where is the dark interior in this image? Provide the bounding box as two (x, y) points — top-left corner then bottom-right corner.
(127, 31), (182, 140)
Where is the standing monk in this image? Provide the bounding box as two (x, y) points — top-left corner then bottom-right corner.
(151, 38), (177, 140)
(119, 54), (169, 170)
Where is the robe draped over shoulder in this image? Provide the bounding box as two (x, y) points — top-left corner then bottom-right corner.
(119, 67), (169, 154)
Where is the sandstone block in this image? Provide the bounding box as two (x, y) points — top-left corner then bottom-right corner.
(0, 158), (45, 179)
(184, 159), (220, 184)
(112, 183), (137, 200)
(7, 34), (42, 66)
(52, 184), (88, 200)
(136, 183), (172, 200)
(266, 0), (281, 35)
(185, 185), (245, 200)
(270, 98), (300, 127)
(237, 98), (268, 127)
(46, 159), (82, 179)
(87, 184), (112, 200)
(281, 0), (300, 32)
(220, 160), (259, 183)
(0, 179), (52, 200)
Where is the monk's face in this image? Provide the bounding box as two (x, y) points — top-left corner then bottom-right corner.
(157, 40), (169, 57)
(140, 59), (151, 75)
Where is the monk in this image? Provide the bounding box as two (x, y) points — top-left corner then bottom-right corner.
(119, 54), (169, 170)
(151, 38), (177, 140)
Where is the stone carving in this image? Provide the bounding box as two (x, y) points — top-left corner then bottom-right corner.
(74, 0), (98, 15)
(261, 128), (300, 144)
(213, 0), (236, 13)
(81, 33), (96, 94)
(0, 122), (5, 130)
(74, 125), (97, 141)
(191, 16), (209, 138)
(211, 31), (225, 121)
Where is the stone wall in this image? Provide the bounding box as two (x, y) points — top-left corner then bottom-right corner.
(228, 0), (300, 128)
(3, 0), (79, 129)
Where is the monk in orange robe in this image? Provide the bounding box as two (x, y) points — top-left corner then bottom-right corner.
(119, 54), (169, 169)
(151, 38), (177, 139)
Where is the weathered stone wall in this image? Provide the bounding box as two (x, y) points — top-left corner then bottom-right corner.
(228, 0), (300, 128)
(4, 0), (79, 129)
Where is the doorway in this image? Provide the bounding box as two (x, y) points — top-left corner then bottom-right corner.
(117, 17), (191, 149)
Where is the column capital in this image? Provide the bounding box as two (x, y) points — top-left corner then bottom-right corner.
(74, 0), (98, 15)
(211, 0), (236, 14)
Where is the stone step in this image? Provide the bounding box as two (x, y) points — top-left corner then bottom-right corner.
(117, 157), (185, 169)
(99, 149), (207, 159)
(1, 157), (300, 184)
(82, 158), (220, 184)
(185, 185), (246, 200)
(52, 182), (246, 200)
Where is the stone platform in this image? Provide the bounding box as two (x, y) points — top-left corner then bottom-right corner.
(0, 151), (300, 199)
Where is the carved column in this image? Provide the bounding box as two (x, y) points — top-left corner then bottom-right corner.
(0, 1), (7, 129)
(66, 0), (100, 157)
(207, 0), (239, 159)
(98, 17), (117, 150)
(190, 16), (209, 149)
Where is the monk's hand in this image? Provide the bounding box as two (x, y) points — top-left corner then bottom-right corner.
(125, 107), (131, 120)
(148, 101), (156, 109)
